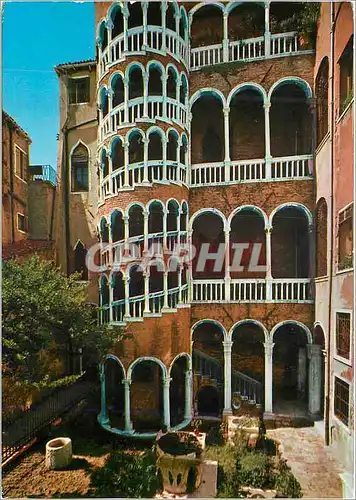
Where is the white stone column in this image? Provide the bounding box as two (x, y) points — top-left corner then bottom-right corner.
(264, 342), (274, 413)
(264, 3), (271, 57)
(142, 137), (149, 184)
(106, 21), (113, 62)
(223, 340), (233, 414)
(297, 347), (307, 398)
(223, 107), (231, 183)
(123, 77), (129, 124)
(161, 2), (167, 52)
(184, 369), (193, 420)
(264, 101), (272, 179)
(123, 214), (129, 253)
(223, 13), (229, 62)
(163, 377), (171, 429)
(307, 344), (322, 416)
(123, 141), (130, 188)
(265, 225), (272, 300)
(144, 272), (150, 313)
(162, 137), (168, 182)
(123, 12), (129, 53)
(224, 227), (231, 301)
(142, 2), (148, 49)
(163, 270), (169, 309)
(99, 363), (109, 424)
(143, 73), (149, 118)
(123, 275), (131, 320)
(178, 263), (183, 303)
(162, 74), (168, 119)
(109, 276), (114, 323)
(188, 229), (193, 302)
(123, 379), (133, 431)
(143, 210), (149, 253)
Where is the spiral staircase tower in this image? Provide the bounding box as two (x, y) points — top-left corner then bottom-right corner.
(96, 1), (192, 437)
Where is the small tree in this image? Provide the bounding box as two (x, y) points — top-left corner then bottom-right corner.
(2, 255), (125, 384)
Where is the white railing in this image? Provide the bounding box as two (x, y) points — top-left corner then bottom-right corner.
(270, 32), (299, 56)
(190, 31), (312, 71)
(100, 97), (187, 142)
(271, 279), (311, 302)
(192, 280), (226, 302)
(190, 155), (312, 187)
(230, 279), (267, 302)
(192, 278), (312, 303)
(98, 26), (188, 79)
(101, 160), (187, 199)
(190, 43), (223, 71)
(271, 155), (312, 179)
(229, 36), (265, 63)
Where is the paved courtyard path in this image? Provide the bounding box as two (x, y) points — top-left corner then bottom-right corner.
(267, 427), (344, 498)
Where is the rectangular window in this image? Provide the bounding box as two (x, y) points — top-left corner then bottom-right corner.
(334, 377), (350, 426)
(338, 204), (353, 270)
(15, 146), (28, 181)
(68, 77), (90, 104)
(17, 213), (28, 232)
(336, 312), (351, 360)
(339, 36), (353, 114)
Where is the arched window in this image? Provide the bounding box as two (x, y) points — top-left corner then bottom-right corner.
(98, 21), (108, 51)
(148, 66), (163, 96)
(112, 139), (124, 171)
(111, 210), (124, 243)
(180, 135), (188, 164)
(71, 143), (89, 192)
(167, 68), (177, 100)
(112, 7), (124, 38)
(129, 67), (144, 100)
(99, 88), (108, 117)
(316, 58), (329, 145)
(74, 241), (88, 280)
(100, 149), (109, 178)
(166, 3), (176, 31)
(148, 132), (163, 161)
(147, 1), (161, 26)
(112, 75), (124, 108)
(167, 131), (178, 161)
(129, 132), (144, 163)
(180, 75), (188, 104)
(167, 200), (179, 231)
(128, 2), (143, 29)
(316, 198), (328, 277)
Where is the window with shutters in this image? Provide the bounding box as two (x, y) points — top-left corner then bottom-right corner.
(15, 145), (28, 181)
(335, 312), (351, 360)
(334, 377), (350, 426)
(339, 36), (353, 115)
(71, 143), (89, 192)
(337, 204), (353, 270)
(68, 77), (90, 104)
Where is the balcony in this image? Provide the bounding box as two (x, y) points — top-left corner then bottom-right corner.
(29, 165), (56, 187)
(100, 96), (188, 144)
(190, 31), (311, 71)
(99, 27), (188, 80)
(190, 154), (313, 187)
(192, 278), (313, 304)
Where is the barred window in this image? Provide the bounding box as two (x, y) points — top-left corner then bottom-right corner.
(334, 377), (350, 425)
(71, 143), (89, 192)
(338, 204), (353, 270)
(336, 312), (351, 359)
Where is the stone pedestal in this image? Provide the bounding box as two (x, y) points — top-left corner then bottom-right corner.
(307, 345), (322, 416)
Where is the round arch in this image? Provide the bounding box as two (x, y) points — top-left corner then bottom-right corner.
(189, 2), (226, 23)
(103, 354), (126, 378)
(126, 127), (145, 143)
(269, 203), (313, 227)
(108, 70), (125, 91)
(125, 61), (146, 80)
(190, 87), (226, 108)
(147, 198), (166, 213)
(127, 356), (168, 382)
(109, 135), (125, 155)
(146, 59), (165, 74)
(107, 2), (127, 24)
(268, 77), (313, 101)
(125, 201), (145, 217)
(229, 319), (269, 342)
(228, 205), (269, 228)
(189, 208), (227, 231)
(270, 320), (313, 344)
(191, 319), (228, 342)
(147, 125), (166, 141)
(168, 352), (192, 376)
(227, 82), (268, 106)
(225, 1), (265, 15)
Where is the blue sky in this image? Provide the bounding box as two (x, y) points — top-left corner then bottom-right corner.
(2, 1), (95, 169)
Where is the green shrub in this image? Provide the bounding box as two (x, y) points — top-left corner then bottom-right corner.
(90, 450), (159, 498)
(274, 459), (302, 498)
(236, 451), (273, 489)
(157, 432), (202, 456)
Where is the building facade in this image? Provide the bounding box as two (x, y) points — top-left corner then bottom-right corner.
(53, 1), (354, 480)
(2, 111), (56, 260)
(313, 1), (354, 488)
